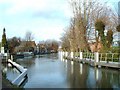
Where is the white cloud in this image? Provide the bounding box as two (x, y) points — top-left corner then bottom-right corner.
(0, 0), (118, 43)
(3, 0), (73, 18)
(6, 0), (47, 14)
(0, 0), (72, 42)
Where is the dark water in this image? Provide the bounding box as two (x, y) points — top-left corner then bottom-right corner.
(4, 53), (120, 88)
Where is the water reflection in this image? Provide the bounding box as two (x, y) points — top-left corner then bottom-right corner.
(80, 63), (83, 75)
(4, 53), (120, 88)
(64, 58), (120, 88)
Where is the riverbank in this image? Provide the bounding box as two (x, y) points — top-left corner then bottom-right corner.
(4, 53), (120, 88)
(11, 52), (58, 60)
(64, 56), (120, 69)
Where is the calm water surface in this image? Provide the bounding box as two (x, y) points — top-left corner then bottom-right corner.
(5, 53), (120, 88)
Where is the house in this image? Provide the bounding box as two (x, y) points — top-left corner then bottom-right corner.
(37, 43), (47, 53)
(14, 41), (36, 53)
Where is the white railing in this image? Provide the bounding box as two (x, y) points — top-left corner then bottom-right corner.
(83, 52), (94, 60)
(99, 53), (120, 63)
(61, 51), (120, 63)
(8, 59), (28, 86)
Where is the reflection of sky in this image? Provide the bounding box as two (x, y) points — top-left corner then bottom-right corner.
(24, 57), (69, 88)
(5, 54), (120, 88)
(87, 68), (96, 88)
(80, 63), (83, 75)
(6, 67), (20, 82)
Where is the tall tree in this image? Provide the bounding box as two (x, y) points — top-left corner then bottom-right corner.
(1, 28), (8, 53)
(61, 30), (70, 51)
(61, 0), (117, 52)
(7, 37), (21, 53)
(106, 30), (113, 48)
(116, 24), (120, 47)
(95, 20), (106, 51)
(68, 0), (112, 51)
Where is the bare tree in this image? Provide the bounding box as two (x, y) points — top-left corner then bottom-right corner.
(68, 0), (100, 51)
(70, 0), (116, 51)
(61, 29), (71, 51)
(25, 31), (34, 41)
(61, 0), (118, 52)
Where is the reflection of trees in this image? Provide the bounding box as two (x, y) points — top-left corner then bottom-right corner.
(78, 63), (89, 88)
(16, 58), (35, 68)
(97, 69), (120, 88)
(66, 61), (89, 88)
(98, 69), (112, 88)
(66, 60), (120, 88)
(112, 73), (120, 88)
(72, 62), (81, 88)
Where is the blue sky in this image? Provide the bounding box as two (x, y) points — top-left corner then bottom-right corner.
(0, 0), (119, 43)
(0, 0), (72, 43)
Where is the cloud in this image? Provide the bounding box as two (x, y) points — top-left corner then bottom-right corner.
(3, 0), (73, 18)
(4, 0), (49, 14)
(0, 0), (118, 43)
(0, 0), (72, 42)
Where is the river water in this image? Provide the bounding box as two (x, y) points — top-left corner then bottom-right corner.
(4, 53), (120, 88)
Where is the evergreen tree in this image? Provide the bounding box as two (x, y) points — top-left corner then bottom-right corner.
(106, 30), (113, 48)
(1, 28), (8, 53)
(95, 20), (106, 47)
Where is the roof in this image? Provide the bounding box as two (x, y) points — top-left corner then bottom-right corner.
(14, 41), (36, 52)
(20, 41), (36, 47)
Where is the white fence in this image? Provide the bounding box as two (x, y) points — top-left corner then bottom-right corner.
(61, 51), (120, 63)
(8, 59), (28, 86)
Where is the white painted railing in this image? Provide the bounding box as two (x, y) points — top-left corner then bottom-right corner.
(99, 53), (120, 63)
(61, 51), (120, 63)
(12, 69), (27, 86)
(8, 59), (27, 86)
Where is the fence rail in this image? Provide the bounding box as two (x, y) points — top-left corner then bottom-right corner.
(83, 52), (94, 60)
(61, 51), (120, 69)
(82, 52), (120, 63)
(99, 53), (120, 62)
(62, 51), (120, 63)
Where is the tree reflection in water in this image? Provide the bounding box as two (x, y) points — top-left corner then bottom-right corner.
(4, 53), (120, 88)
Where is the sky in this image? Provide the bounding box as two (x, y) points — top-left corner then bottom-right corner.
(0, 0), (119, 43)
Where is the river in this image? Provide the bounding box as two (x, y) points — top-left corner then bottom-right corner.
(3, 53), (120, 88)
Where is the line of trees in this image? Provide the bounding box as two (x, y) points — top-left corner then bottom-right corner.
(61, 0), (119, 53)
(38, 40), (59, 54)
(1, 29), (59, 54)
